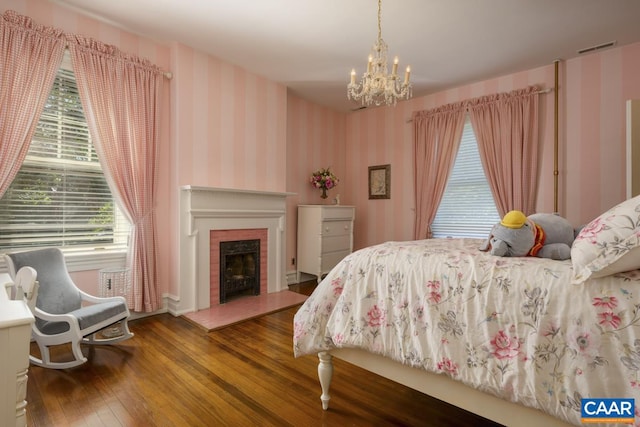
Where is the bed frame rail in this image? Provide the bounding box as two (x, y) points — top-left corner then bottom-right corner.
(318, 349), (573, 427)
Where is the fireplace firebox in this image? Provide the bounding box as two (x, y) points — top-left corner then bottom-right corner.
(219, 239), (260, 303)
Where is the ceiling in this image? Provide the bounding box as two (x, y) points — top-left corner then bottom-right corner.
(52, 0), (640, 112)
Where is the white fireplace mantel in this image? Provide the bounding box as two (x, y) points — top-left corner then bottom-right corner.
(176, 186), (294, 315)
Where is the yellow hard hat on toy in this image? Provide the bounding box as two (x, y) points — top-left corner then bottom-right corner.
(501, 210), (527, 229)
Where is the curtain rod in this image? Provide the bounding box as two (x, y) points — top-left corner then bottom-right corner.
(62, 45), (172, 79)
(405, 87), (554, 123)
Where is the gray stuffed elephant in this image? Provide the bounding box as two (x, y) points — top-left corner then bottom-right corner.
(480, 210), (575, 260)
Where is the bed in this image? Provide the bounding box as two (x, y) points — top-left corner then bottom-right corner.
(293, 195), (640, 426)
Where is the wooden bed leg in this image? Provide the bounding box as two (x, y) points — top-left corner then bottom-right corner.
(318, 351), (333, 410)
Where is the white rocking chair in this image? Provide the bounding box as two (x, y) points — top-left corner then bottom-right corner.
(4, 248), (134, 369)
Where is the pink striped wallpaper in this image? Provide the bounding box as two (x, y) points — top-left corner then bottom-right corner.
(565, 42), (640, 221)
(286, 95), (346, 270)
(6, 0), (640, 298)
(170, 43), (287, 192)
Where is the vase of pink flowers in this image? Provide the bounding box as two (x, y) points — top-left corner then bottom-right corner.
(310, 167), (338, 199)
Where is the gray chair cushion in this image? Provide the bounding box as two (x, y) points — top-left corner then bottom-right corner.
(39, 300), (128, 335)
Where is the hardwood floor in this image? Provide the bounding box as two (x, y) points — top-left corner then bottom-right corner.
(25, 285), (503, 426)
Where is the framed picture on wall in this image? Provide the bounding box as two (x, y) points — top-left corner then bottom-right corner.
(368, 164), (391, 199)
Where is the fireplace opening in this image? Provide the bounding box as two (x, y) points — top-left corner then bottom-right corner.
(220, 239), (260, 304)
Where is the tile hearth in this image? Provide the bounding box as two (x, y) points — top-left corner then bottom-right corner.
(182, 290), (307, 331)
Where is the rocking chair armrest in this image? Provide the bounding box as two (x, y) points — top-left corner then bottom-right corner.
(78, 289), (127, 305)
(33, 307), (80, 327)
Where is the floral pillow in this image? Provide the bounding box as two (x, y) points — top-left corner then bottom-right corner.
(571, 195), (640, 284)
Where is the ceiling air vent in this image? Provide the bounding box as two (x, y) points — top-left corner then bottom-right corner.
(577, 40), (617, 55)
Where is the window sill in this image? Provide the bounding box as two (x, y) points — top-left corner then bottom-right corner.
(0, 248), (127, 274)
(63, 249), (128, 272)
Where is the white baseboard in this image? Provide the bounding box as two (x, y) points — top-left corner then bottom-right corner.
(164, 293), (191, 316)
(286, 270), (298, 285)
(286, 270), (318, 285)
(129, 295), (169, 320)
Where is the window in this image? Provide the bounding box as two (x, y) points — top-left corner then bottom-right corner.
(0, 53), (129, 251)
(431, 115), (500, 238)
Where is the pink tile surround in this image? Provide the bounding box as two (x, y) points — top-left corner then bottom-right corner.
(182, 290), (307, 331)
(183, 227), (305, 331)
(210, 228), (268, 307)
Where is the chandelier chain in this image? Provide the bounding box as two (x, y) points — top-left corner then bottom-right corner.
(377, 0), (382, 41)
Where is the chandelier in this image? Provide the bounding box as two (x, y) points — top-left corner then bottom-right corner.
(347, 0), (412, 107)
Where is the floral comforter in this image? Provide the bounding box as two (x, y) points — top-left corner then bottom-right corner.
(293, 238), (640, 426)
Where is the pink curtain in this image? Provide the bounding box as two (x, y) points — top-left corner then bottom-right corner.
(468, 86), (540, 216)
(0, 10), (65, 197)
(67, 35), (164, 312)
(413, 102), (466, 239)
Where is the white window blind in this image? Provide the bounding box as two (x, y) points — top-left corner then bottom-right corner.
(0, 55), (129, 251)
(431, 116), (500, 239)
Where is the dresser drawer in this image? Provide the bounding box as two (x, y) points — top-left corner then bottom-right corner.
(297, 205), (355, 281)
(321, 207), (355, 221)
(321, 220), (352, 237)
(322, 235), (351, 253)
(321, 249), (351, 272)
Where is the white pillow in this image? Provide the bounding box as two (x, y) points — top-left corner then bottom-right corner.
(571, 195), (640, 284)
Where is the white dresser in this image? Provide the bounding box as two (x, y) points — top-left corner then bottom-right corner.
(297, 205), (355, 283)
(0, 274), (34, 427)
